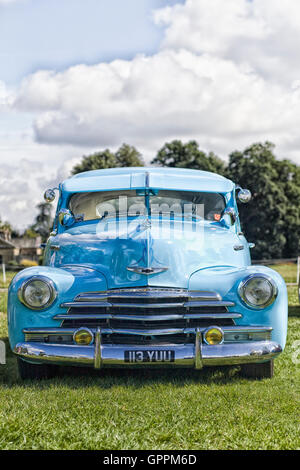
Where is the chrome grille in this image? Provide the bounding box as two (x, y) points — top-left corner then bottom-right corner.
(55, 288), (239, 345)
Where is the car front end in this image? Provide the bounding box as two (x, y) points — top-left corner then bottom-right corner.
(10, 268), (286, 372)
(8, 168), (288, 379)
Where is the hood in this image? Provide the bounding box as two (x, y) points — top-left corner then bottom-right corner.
(51, 218), (249, 289)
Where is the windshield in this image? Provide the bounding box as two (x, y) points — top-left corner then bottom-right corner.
(69, 190), (226, 222)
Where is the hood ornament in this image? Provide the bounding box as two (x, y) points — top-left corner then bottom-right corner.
(127, 266), (168, 275)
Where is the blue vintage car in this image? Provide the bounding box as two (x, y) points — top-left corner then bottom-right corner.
(8, 167), (288, 379)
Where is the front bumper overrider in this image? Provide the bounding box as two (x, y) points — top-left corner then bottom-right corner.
(14, 327), (282, 369)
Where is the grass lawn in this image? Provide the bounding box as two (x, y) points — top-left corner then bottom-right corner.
(0, 266), (299, 450)
(0, 270), (17, 289)
(268, 262), (298, 284)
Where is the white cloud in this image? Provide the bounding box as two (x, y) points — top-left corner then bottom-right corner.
(0, 158), (51, 229)
(0, 132), (100, 229)
(0, 81), (14, 109)
(154, 0), (300, 85)
(14, 0), (300, 158)
(154, 0), (268, 56)
(14, 47), (300, 161)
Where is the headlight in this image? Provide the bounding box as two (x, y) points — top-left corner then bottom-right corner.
(238, 274), (277, 309)
(19, 276), (57, 310)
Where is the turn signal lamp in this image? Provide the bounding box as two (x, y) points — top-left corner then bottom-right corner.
(204, 327), (224, 345)
(73, 328), (94, 345)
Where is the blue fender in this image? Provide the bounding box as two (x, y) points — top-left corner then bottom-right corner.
(189, 264), (288, 349)
(8, 265), (107, 349)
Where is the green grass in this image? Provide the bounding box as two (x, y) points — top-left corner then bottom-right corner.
(268, 262), (298, 284)
(287, 286), (300, 317)
(0, 265), (299, 450)
(0, 270), (17, 289)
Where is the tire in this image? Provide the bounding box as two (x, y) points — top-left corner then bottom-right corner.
(240, 359), (274, 379)
(17, 357), (58, 380)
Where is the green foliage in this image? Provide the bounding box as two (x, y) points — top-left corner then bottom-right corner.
(274, 159), (300, 258)
(24, 228), (39, 239)
(72, 144), (143, 175)
(115, 143), (143, 167)
(152, 140), (226, 175)
(72, 149), (116, 174)
(267, 263), (297, 284)
(0, 217), (19, 240)
(226, 142), (300, 259)
(0, 218), (12, 236)
(0, 271), (16, 289)
(7, 260), (18, 266)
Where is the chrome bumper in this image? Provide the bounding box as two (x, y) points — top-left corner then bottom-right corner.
(14, 336), (282, 369)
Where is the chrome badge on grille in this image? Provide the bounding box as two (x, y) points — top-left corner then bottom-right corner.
(126, 266), (168, 275)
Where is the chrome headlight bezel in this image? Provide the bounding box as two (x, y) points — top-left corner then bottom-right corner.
(238, 274), (278, 310)
(18, 275), (57, 310)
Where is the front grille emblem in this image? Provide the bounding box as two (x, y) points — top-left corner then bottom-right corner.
(126, 266), (168, 275)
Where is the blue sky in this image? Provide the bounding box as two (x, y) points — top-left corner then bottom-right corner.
(1, 0), (300, 229)
(0, 0), (182, 85)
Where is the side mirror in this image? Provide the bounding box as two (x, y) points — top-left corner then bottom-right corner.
(237, 188), (251, 204)
(58, 209), (76, 227)
(44, 189), (56, 203)
(221, 208), (237, 226)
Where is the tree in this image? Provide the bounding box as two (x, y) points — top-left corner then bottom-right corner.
(151, 140), (226, 175)
(226, 142), (300, 259)
(115, 143), (143, 167)
(0, 219), (12, 232)
(273, 158), (300, 258)
(72, 144), (143, 175)
(24, 228), (39, 239)
(31, 202), (54, 241)
(0, 218), (13, 241)
(72, 149), (116, 174)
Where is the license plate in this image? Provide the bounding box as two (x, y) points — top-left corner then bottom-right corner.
(124, 350), (175, 363)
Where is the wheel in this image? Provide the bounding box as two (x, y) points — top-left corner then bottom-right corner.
(17, 357), (58, 380)
(240, 359), (274, 379)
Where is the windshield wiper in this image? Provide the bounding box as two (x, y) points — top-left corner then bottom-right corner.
(150, 212), (203, 221)
(99, 211), (146, 221)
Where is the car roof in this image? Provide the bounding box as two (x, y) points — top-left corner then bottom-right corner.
(61, 167), (234, 194)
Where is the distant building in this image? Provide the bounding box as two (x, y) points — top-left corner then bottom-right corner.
(0, 236), (15, 264)
(13, 236), (42, 263)
(0, 228), (42, 265)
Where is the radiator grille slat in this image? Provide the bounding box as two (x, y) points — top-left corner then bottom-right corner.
(54, 313), (242, 322)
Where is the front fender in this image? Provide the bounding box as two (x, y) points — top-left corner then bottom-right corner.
(8, 265), (107, 349)
(189, 265), (288, 349)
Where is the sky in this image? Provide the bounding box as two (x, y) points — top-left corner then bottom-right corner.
(1, 0), (300, 229)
